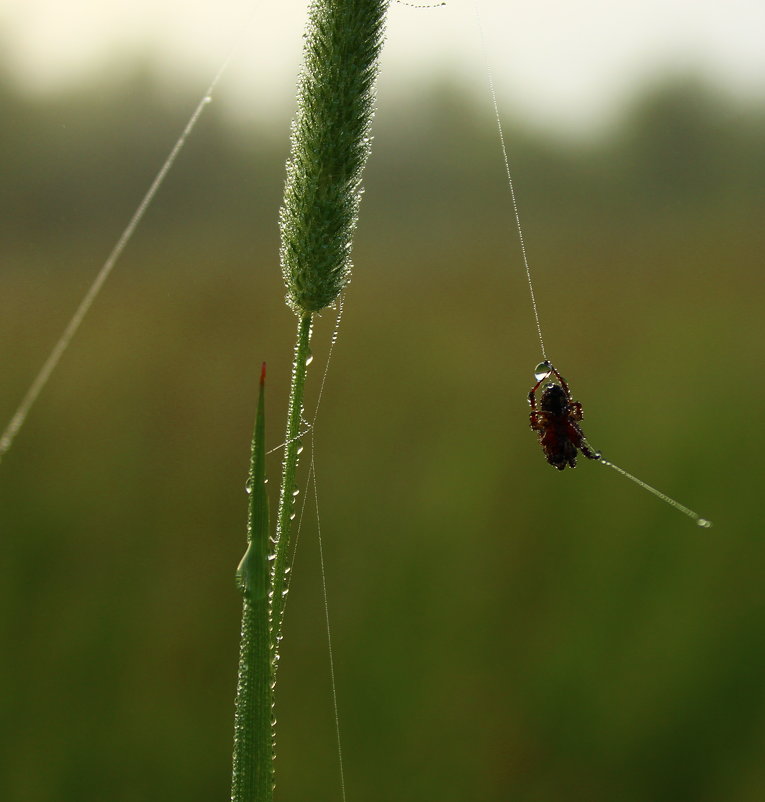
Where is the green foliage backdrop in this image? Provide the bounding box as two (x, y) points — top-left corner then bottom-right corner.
(1, 69), (763, 800)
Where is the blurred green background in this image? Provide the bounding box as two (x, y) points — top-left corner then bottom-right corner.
(1, 21), (765, 802)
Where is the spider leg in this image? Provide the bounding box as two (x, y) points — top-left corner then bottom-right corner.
(528, 380), (543, 409)
(528, 364), (554, 409)
(545, 363), (573, 402)
(573, 425), (600, 460)
(567, 421), (599, 461)
(570, 401), (584, 421)
(579, 441), (599, 460)
(529, 410), (544, 431)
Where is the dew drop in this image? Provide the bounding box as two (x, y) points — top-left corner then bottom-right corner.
(305, 353), (314, 366)
(292, 488), (300, 497)
(534, 361), (552, 381)
(696, 518), (713, 528)
(244, 478), (253, 494)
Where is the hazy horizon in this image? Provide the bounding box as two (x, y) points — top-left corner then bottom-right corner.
(1, 0), (764, 135)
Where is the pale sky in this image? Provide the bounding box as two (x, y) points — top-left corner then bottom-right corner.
(1, 0), (764, 133)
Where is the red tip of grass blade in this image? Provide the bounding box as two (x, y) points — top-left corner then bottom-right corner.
(260, 362), (266, 386)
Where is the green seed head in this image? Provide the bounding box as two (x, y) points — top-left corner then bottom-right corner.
(279, 0), (386, 314)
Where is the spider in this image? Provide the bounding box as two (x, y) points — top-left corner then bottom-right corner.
(528, 361), (599, 470)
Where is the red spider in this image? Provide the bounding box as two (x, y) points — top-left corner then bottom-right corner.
(528, 361), (599, 470)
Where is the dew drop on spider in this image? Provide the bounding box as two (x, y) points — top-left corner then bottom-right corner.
(534, 361), (552, 381)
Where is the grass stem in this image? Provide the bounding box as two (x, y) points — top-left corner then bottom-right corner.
(270, 312), (313, 649)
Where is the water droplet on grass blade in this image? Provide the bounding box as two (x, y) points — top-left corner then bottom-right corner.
(534, 361), (552, 381)
(696, 518), (713, 528)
